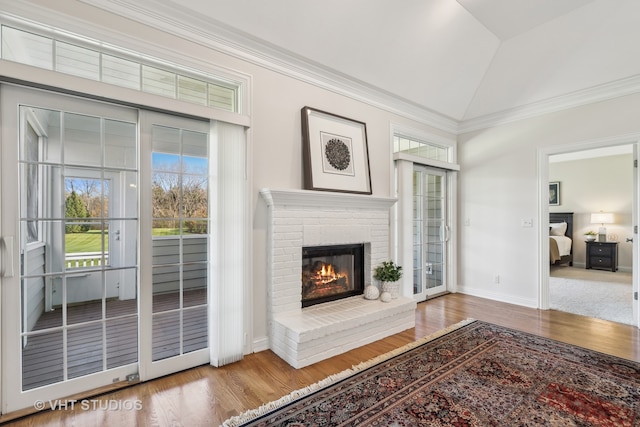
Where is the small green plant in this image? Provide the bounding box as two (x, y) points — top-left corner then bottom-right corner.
(373, 260), (403, 283)
(584, 230), (597, 236)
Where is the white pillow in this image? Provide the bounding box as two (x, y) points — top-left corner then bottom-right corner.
(549, 222), (567, 236)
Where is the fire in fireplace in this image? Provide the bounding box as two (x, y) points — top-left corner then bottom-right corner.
(301, 244), (364, 307)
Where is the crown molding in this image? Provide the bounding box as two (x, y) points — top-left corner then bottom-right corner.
(459, 74), (640, 134)
(77, 0), (459, 134)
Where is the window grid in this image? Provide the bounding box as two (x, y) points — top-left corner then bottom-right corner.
(1, 24), (238, 113)
(394, 136), (448, 162)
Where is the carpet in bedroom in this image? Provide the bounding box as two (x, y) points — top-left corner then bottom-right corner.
(223, 319), (640, 426)
(550, 266), (633, 325)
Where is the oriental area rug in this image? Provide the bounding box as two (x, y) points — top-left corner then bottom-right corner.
(222, 319), (640, 426)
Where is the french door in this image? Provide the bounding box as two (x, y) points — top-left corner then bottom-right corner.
(139, 111), (210, 380)
(412, 165), (448, 300)
(0, 85), (211, 413)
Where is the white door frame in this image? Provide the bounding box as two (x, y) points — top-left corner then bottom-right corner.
(538, 136), (640, 329)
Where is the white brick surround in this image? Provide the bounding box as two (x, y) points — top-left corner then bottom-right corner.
(260, 188), (416, 368)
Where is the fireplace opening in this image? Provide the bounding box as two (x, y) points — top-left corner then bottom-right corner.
(301, 244), (364, 308)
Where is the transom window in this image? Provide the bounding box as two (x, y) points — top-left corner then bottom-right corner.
(1, 23), (238, 112)
(394, 135), (448, 162)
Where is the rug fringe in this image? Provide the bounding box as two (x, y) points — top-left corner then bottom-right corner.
(221, 318), (476, 427)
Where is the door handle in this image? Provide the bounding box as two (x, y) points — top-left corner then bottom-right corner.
(440, 225), (450, 242)
(1, 236), (15, 278)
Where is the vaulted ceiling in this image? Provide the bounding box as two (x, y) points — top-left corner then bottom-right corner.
(87, 0), (640, 129)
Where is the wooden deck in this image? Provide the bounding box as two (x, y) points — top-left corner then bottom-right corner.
(22, 288), (207, 390)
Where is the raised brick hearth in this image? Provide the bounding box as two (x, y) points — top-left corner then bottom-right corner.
(260, 188), (416, 368)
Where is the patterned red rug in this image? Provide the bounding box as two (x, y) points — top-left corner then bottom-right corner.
(223, 319), (640, 426)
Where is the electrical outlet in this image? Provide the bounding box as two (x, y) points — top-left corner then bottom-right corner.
(494, 275), (500, 284)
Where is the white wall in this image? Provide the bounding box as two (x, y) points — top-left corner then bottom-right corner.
(458, 93), (640, 307)
(550, 154), (633, 270)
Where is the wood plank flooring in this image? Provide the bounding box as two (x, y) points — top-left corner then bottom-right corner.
(3, 293), (639, 426)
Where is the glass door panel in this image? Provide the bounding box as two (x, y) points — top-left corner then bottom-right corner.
(151, 123), (209, 363)
(1, 85), (139, 412)
(413, 166), (447, 300)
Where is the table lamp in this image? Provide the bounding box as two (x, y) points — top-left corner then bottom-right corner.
(591, 212), (614, 242)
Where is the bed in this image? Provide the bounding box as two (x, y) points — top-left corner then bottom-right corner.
(550, 212), (573, 266)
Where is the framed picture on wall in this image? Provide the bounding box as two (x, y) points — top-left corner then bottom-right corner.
(549, 182), (560, 206)
(301, 106), (372, 194)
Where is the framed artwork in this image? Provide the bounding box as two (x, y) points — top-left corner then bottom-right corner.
(301, 106), (372, 194)
(549, 182), (560, 206)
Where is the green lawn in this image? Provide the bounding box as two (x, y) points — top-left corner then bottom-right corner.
(65, 230), (105, 253)
(65, 228), (184, 253)
(152, 228), (181, 236)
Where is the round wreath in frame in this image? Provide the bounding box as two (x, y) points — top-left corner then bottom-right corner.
(324, 138), (351, 171)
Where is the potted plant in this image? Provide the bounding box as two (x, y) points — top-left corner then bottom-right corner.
(584, 230), (597, 242)
(374, 260), (403, 300)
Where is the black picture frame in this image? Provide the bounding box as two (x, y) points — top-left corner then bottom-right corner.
(301, 106), (372, 194)
(549, 182), (560, 206)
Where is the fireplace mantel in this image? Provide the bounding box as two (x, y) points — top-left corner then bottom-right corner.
(260, 188), (397, 210)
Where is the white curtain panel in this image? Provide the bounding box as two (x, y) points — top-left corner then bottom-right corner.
(209, 121), (247, 366)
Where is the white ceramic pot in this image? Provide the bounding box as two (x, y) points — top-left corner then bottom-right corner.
(381, 281), (399, 299)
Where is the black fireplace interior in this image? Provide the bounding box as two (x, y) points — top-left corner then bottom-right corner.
(301, 243), (364, 308)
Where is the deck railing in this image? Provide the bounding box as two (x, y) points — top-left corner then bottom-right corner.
(65, 252), (108, 269)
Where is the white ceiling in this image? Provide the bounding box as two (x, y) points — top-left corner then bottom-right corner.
(88, 0), (640, 125)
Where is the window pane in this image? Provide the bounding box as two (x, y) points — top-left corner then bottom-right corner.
(55, 41), (100, 80)
(183, 306), (207, 353)
(178, 75), (207, 106)
(68, 323), (104, 379)
(64, 114), (101, 166)
(182, 130), (208, 172)
(22, 330), (63, 390)
(106, 316), (138, 368)
(152, 311), (180, 361)
(142, 65), (176, 98)
(105, 119), (137, 169)
(208, 83), (236, 111)
(24, 123), (39, 242)
(2, 26), (53, 69)
(152, 126), (181, 159)
(102, 54), (140, 90)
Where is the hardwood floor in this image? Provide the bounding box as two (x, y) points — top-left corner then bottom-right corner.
(3, 293), (639, 426)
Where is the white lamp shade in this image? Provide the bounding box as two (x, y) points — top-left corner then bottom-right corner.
(591, 212), (614, 224)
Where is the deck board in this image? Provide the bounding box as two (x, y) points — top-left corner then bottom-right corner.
(22, 288), (207, 390)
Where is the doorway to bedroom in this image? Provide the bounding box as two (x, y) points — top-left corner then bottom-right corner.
(547, 144), (636, 326)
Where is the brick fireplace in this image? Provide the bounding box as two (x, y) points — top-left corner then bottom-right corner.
(260, 188), (416, 368)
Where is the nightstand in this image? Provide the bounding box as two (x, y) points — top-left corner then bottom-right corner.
(585, 241), (618, 272)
